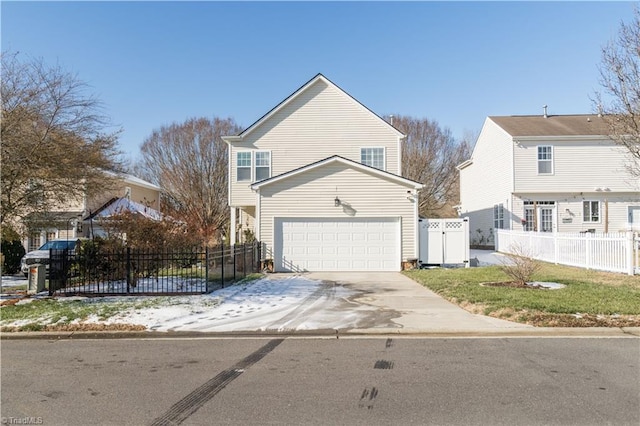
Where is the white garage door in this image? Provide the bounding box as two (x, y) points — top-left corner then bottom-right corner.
(274, 218), (400, 272)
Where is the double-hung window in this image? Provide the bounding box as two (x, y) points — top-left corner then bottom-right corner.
(361, 147), (385, 170)
(537, 145), (553, 174)
(236, 152), (252, 182)
(583, 201), (600, 223)
(255, 151), (271, 181)
(493, 204), (504, 229)
(236, 151), (270, 182)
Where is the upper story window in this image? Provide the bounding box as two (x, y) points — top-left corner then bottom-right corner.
(236, 150), (271, 182)
(236, 152), (252, 181)
(537, 145), (553, 174)
(583, 201), (600, 223)
(361, 147), (385, 170)
(255, 151), (271, 181)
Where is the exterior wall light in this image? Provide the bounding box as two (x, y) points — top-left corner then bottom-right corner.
(334, 197), (341, 207)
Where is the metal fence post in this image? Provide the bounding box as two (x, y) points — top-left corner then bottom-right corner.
(205, 246), (209, 292)
(220, 245), (224, 289)
(233, 244), (237, 281)
(243, 244), (247, 275)
(126, 247), (131, 294)
(257, 241), (261, 272)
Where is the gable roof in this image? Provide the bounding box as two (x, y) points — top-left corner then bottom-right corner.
(103, 171), (162, 191)
(489, 114), (610, 137)
(251, 155), (423, 190)
(223, 73), (404, 142)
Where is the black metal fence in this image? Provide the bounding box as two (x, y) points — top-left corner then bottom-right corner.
(48, 242), (261, 296)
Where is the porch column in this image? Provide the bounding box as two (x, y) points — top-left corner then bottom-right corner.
(230, 207), (237, 246)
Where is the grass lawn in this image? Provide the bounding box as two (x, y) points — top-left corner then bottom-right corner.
(0, 298), (160, 332)
(404, 263), (640, 327)
(0, 273), (264, 332)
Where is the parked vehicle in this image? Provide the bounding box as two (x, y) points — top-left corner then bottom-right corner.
(20, 239), (80, 277)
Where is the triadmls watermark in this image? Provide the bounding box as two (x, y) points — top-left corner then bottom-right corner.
(1, 417), (44, 425)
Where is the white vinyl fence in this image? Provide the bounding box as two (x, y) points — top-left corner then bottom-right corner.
(495, 230), (639, 276)
(419, 218), (470, 267)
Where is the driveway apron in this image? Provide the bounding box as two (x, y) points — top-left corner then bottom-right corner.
(304, 272), (532, 333)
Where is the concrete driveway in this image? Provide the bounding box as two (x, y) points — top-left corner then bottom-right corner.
(304, 272), (533, 333)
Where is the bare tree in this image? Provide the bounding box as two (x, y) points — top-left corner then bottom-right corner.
(594, 8), (640, 176)
(135, 117), (241, 246)
(498, 243), (541, 286)
(1, 52), (123, 226)
(392, 115), (471, 217)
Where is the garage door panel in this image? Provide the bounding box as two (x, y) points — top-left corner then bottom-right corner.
(352, 246), (366, 255)
(352, 233), (366, 241)
(291, 247), (306, 256)
(307, 233), (321, 242)
(275, 218), (400, 272)
(337, 246), (351, 255)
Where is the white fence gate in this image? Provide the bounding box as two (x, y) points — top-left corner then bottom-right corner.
(495, 230), (639, 275)
(419, 218), (470, 267)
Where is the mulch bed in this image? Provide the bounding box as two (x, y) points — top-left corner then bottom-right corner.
(480, 281), (542, 289)
(521, 313), (640, 327)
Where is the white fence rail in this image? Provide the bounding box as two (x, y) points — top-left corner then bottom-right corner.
(495, 230), (639, 275)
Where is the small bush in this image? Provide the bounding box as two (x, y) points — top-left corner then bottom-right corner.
(498, 244), (541, 285)
(1, 225), (26, 274)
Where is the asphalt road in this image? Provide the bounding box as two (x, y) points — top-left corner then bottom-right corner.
(2, 337), (639, 426)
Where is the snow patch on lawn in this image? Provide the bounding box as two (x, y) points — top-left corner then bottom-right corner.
(2, 275), (362, 332)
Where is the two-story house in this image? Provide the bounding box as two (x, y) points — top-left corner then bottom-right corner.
(458, 114), (640, 247)
(223, 74), (423, 272)
(22, 172), (161, 251)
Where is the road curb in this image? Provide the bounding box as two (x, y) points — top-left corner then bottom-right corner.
(2, 327), (639, 340)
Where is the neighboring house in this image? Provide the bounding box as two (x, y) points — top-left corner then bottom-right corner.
(458, 113), (640, 247)
(22, 173), (161, 251)
(223, 74), (423, 272)
(84, 197), (163, 239)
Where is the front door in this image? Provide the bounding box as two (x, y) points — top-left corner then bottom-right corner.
(539, 207), (555, 232)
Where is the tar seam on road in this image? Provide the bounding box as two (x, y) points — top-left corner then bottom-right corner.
(150, 338), (284, 426)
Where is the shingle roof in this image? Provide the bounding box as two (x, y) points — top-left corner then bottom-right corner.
(489, 114), (610, 137)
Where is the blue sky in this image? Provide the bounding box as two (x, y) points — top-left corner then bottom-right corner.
(1, 1), (634, 159)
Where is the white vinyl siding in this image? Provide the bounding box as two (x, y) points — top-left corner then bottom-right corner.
(458, 118), (515, 244)
(361, 147), (385, 170)
(514, 139), (638, 193)
(229, 79), (402, 206)
(537, 145), (553, 174)
(513, 194), (640, 233)
(257, 162), (417, 265)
